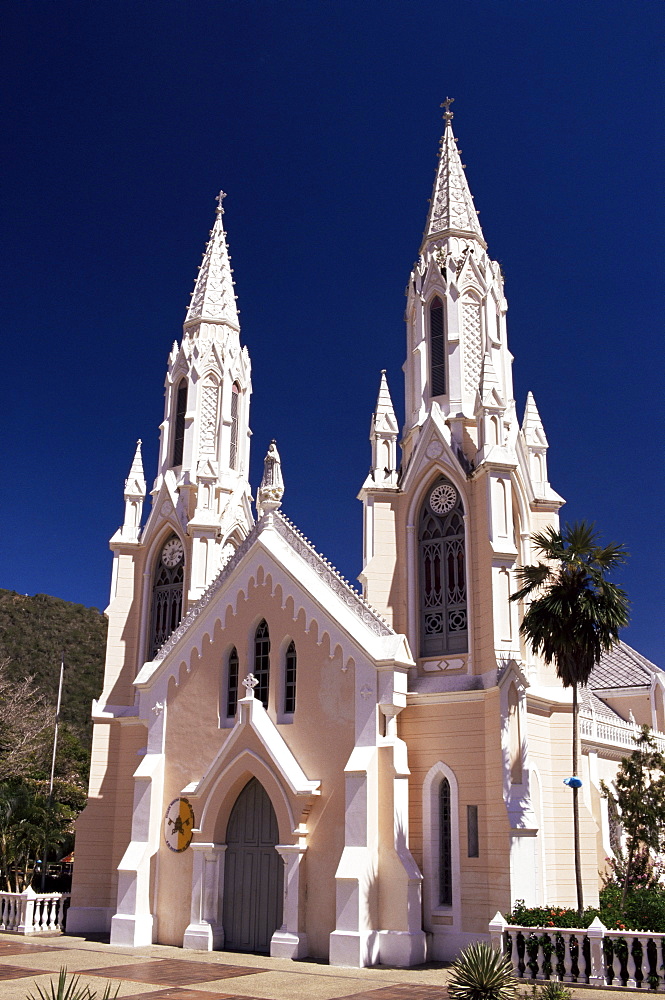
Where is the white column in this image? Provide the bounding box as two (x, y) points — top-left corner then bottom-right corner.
(183, 844), (226, 950)
(270, 844), (308, 959)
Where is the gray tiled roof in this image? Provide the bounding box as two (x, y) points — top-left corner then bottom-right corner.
(589, 641), (662, 691)
(579, 686), (625, 719)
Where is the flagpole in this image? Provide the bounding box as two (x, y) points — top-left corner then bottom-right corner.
(40, 651), (64, 892)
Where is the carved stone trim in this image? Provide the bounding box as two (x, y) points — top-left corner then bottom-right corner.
(153, 510), (394, 661)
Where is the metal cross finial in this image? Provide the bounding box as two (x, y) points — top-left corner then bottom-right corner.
(215, 190), (227, 215)
(441, 97), (455, 122)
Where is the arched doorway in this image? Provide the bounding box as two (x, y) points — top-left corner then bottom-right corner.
(222, 778), (283, 953)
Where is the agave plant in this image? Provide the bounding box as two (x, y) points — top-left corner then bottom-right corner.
(536, 983), (572, 1000)
(448, 941), (519, 1000)
(27, 967), (119, 1000)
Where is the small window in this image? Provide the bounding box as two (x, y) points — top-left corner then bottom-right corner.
(467, 805), (479, 858)
(230, 383), (239, 470)
(429, 297), (446, 396)
(172, 380), (188, 467)
(254, 620), (270, 708)
(439, 778), (452, 905)
(227, 647), (239, 718)
(284, 641), (297, 714)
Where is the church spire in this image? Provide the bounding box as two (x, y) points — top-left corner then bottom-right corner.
(185, 191), (240, 333)
(120, 439), (146, 541)
(369, 371), (398, 485)
(423, 100), (486, 250)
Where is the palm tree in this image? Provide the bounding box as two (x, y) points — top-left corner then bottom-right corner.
(511, 522), (629, 917)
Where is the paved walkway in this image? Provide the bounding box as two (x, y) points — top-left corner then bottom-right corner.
(0, 933), (639, 1000)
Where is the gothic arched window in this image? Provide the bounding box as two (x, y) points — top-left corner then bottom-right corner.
(439, 778), (452, 906)
(172, 379), (188, 467)
(150, 534), (185, 658)
(284, 641), (297, 714)
(254, 619), (270, 708)
(419, 478), (467, 656)
(429, 296), (446, 397)
(230, 383), (240, 470)
(227, 646), (239, 719)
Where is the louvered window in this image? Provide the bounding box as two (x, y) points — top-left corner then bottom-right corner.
(439, 778), (452, 905)
(172, 380), (188, 467)
(419, 478), (468, 656)
(227, 647), (239, 718)
(230, 383), (239, 470)
(254, 619), (270, 708)
(284, 641), (297, 714)
(430, 297), (446, 396)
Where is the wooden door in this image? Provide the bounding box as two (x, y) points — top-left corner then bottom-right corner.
(222, 778), (283, 953)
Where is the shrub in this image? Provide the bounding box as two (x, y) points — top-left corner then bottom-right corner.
(506, 900), (599, 929)
(27, 968), (119, 1000)
(448, 941), (519, 1000)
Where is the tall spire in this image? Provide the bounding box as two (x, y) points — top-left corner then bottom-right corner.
(423, 101), (485, 249)
(368, 371), (398, 486)
(185, 191), (240, 332)
(120, 440), (146, 541)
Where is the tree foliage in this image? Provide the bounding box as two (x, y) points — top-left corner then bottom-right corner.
(601, 726), (665, 908)
(511, 521), (630, 917)
(0, 661), (53, 782)
(0, 780), (73, 891)
(0, 589), (106, 741)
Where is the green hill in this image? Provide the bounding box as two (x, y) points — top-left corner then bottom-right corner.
(0, 589), (107, 743)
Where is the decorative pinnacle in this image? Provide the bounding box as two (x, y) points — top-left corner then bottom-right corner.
(441, 97), (455, 123)
(215, 190), (226, 215)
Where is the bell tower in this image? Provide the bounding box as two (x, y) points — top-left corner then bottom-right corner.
(360, 102), (563, 672)
(153, 191), (254, 603)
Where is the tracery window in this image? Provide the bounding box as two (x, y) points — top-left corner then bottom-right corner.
(419, 478), (467, 656)
(429, 296), (446, 397)
(284, 641), (297, 714)
(227, 647), (239, 718)
(439, 778), (452, 905)
(150, 535), (184, 658)
(230, 383), (240, 470)
(172, 379), (188, 467)
(254, 619), (270, 708)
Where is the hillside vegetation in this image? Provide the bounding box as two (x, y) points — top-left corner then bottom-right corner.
(0, 589), (107, 742)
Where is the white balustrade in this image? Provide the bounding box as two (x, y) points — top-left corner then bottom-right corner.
(0, 889), (69, 934)
(489, 912), (665, 991)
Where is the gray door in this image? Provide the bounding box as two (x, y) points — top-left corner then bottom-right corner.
(222, 778), (283, 953)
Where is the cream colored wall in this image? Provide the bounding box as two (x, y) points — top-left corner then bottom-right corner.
(526, 706), (601, 907)
(70, 721), (146, 913)
(153, 574), (356, 958)
(400, 690), (511, 936)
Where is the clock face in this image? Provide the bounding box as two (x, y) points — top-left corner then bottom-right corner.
(430, 483), (457, 515)
(164, 797), (195, 853)
(162, 537), (184, 568)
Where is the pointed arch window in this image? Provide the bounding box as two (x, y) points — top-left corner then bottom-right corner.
(284, 641), (297, 714)
(439, 777), (453, 906)
(150, 534), (184, 658)
(429, 296), (446, 397)
(227, 646), (239, 718)
(419, 478), (467, 656)
(230, 383), (240, 470)
(172, 379), (188, 467)
(254, 619), (270, 708)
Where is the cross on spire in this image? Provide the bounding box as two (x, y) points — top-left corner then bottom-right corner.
(441, 97), (455, 123)
(215, 190), (226, 215)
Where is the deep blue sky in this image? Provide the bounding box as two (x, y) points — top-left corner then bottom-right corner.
(2, 1), (663, 664)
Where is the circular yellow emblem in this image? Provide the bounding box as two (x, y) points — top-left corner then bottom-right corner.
(164, 797), (195, 853)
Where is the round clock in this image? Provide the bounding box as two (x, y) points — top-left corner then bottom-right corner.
(161, 537), (184, 568)
(164, 797), (195, 853)
(430, 483), (457, 514)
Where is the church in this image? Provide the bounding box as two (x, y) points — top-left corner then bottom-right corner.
(67, 109), (665, 967)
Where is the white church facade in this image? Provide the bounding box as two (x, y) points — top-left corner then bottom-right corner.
(68, 110), (665, 966)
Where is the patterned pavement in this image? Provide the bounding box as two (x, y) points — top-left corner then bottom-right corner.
(0, 932), (640, 1000)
